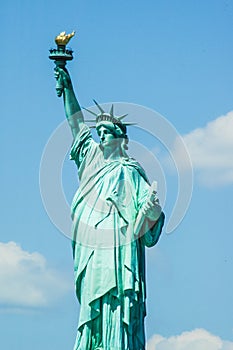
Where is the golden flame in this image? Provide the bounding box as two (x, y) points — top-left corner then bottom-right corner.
(55, 31), (75, 45)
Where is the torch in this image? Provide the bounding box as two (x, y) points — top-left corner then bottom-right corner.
(49, 31), (75, 96)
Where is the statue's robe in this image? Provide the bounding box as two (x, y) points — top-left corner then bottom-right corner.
(70, 125), (164, 350)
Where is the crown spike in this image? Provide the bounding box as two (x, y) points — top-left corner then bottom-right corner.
(110, 104), (114, 117)
(123, 122), (137, 126)
(119, 114), (128, 120)
(82, 107), (98, 117)
(93, 99), (105, 113)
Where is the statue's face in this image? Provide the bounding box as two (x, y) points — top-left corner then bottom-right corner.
(97, 125), (121, 151)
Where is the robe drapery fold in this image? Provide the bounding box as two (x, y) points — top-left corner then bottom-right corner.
(70, 125), (164, 350)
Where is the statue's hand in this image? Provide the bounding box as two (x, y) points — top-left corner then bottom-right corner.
(141, 198), (162, 222)
(54, 67), (72, 96)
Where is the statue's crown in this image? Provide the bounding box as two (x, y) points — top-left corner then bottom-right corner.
(96, 112), (124, 126)
(83, 100), (135, 132)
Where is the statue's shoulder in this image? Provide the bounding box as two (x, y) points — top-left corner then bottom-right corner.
(120, 157), (149, 183)
(70, 125), (99, 167)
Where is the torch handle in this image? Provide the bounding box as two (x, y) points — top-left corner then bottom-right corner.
(54, 66), (64, 97)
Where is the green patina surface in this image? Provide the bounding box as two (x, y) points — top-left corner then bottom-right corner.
(53, 66), (164, 350)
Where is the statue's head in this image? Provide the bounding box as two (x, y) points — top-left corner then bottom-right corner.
(83, 101), (135, 153)
(96, 114), (129, 153)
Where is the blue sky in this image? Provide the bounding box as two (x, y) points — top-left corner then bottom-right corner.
(1, 1), (233, 349)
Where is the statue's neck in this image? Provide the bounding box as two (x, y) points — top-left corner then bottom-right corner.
(103, 147), (122, 160)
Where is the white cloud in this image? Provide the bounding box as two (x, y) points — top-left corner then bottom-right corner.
(146, 329), (233, 350)
(0, 241), (71, 308)
(173, 111), (233, 186)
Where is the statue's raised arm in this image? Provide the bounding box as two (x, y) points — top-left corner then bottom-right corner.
(55, 67), (84, 138)
(49, 31), (84, 138)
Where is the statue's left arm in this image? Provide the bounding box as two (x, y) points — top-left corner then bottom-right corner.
(140, 212), (165, 247)
(135, 177), (165, 247)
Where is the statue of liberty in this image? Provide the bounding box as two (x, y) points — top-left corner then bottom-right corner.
(52, 32), (165, 350)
